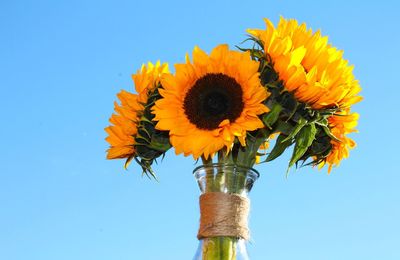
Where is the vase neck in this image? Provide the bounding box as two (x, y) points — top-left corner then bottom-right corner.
(193, 164), (256, 259)
(193, 164), (259, 195)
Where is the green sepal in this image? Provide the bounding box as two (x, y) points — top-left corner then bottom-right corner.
(134, 157), (159, 181)
(124, 155), (134, 170)
(139, 116), (153, 124)
(235, 46), (264, 59)
(148, 140), (171, 152)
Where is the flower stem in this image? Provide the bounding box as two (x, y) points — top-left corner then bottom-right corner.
(202, 237), (237, 260)
(202, 156), (215, 192)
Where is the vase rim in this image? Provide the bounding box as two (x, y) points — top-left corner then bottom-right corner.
(193, 163), (260, 180)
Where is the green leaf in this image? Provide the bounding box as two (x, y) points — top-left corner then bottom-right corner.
(282, 118), (308, 143)
(288, 123), (317, 168)
(274, 120), (292, 135)
(262, 104), (283, 129)
(264, 134), (293, 162)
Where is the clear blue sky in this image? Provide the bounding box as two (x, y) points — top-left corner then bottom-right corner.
(1, 0), (399, 259)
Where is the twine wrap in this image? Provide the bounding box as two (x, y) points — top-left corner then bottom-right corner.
(197, 192), (250, 240)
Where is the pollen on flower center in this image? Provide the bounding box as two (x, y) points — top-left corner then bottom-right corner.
(183, 73), (244, 130)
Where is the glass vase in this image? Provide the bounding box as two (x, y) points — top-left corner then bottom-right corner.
(193, 164), (259, 260)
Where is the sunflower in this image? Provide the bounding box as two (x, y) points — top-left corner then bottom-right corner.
(248, 17), (362, 110)
(319, 111), (359, 173)
(152, 45), (270, 159)
(105, 61), (169, 160)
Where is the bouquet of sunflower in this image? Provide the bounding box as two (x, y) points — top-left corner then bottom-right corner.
(105, 17), (361, 260)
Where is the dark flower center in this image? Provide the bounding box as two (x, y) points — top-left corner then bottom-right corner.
(183, 73), (244, 130)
